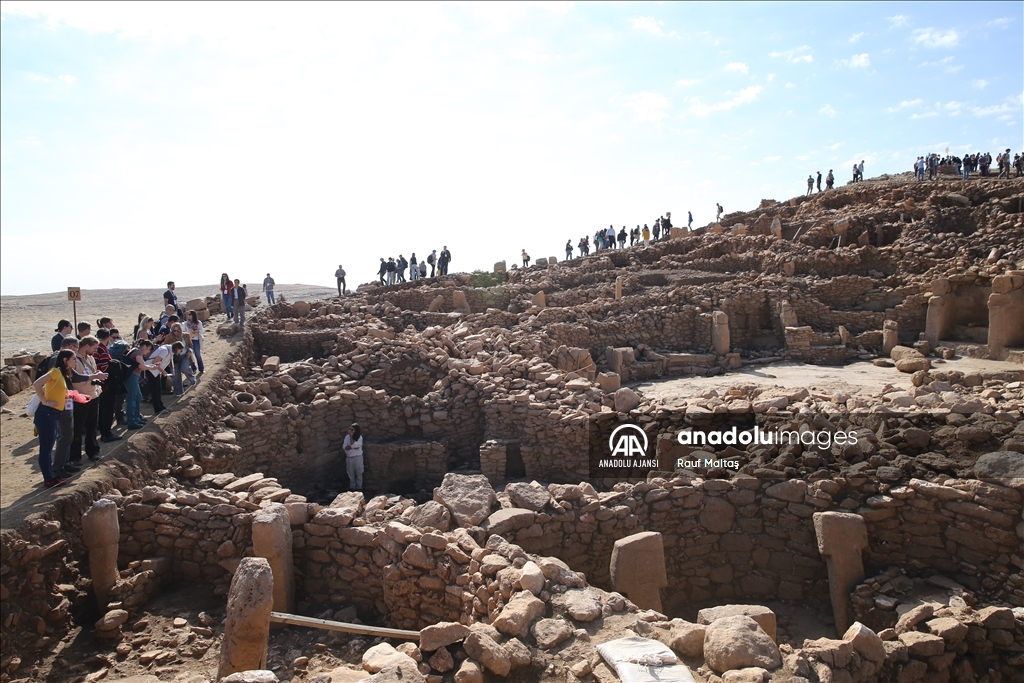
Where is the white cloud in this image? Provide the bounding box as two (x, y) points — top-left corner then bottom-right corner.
(972, 79), (988, 89)
(945, 101), (962, 111)
(724, 62), (749, 74)
(921, 56), (954, 66)
(987, 17), (1013, 28)
(944, 64), (963, 74)
(830, 142), (843, 150)
(25, 72), (75, 84)
(675, 78), (700, 87)
(819, 104), (837, 117)
(688, 85), (762, 116)
(887, 98), (923, 112)
(888, 15), (910, 28)
(58, 74), (76, 84)
(617, 90), (672, 123)
(838, 53), (871, 68)
(910, 111), (938, 120)
(912, 28), (959, 48)
(849, 32), (865, 43)
(763, 155), (781, 162)
(631, 16), (677, 38)
(785, 82), (796, 89)
(768, 46), (813, 63)
(972, 103), (1014, 117)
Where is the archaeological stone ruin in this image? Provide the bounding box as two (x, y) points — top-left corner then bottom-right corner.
(2, 175), (1024, 683)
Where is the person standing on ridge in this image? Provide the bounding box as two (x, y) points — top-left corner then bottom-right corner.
(377, 258), (387, 286)
(565, 240), (573, 260)
(409, 253), (418, 280)
(438, 246), (451, 276)
(826, 169), (834, 190)
(806, 174), (814, 196)
(716, 203), (723, 222)
(427, 250), (437, 277)
(688, 211), (693, 229)
(263, 273), (276, 304)
(522, 249), (530, 267)
(816, 171), (822, 193)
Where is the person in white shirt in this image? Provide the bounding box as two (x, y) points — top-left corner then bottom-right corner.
(184, 310), (205, 374)
(143, 343), (172, 415)
(343, 423), (364, 491)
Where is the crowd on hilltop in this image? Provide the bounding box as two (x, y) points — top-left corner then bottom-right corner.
(913, 149), (1022, 181)
(548, 212), (696, 264)
(343, 247), (453, 291)
(30, 280), (213, 489)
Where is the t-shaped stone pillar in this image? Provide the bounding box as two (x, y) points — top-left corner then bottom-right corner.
(81, 499), (119, 609)
(813, 512), (868, 636)
(217, 557), (275, 680)
(252, 503), (294, 613)
(610, 531), (668, 612)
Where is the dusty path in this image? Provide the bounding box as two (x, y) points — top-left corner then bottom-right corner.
(0, 283), (336, 528)
(634, 357), (1024, 405)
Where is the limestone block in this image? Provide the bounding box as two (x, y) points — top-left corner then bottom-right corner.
(420, 622), (469, 652)
(779, 302), (798, 327)
(534, 258), (548, 267)
(531, 291), (546, 308)
(452, 290), (471, 314)
(433, 473), (496, 527)
(698, 605), (777, 642)
(882, 320), (899, 356)
(610, 531), (667, 612)
(251, 503), (294, 613)
(217, 558), (274, 680)
(703, 615), (781, 674)
(492, 591), (545, 638)
(493, 261), (506, 273)
(82, 499), (120, 609)
(813, 512), (868, 636)
(711, 311), (730, 355)
(598, 372), (621, 392)
(427, 295), (445, 313)
(613, 387), (641, 413)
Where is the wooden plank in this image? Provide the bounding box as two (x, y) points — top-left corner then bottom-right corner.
(269, 612), (420, 640)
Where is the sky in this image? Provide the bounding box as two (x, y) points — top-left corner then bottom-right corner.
(1, 2), (1022, 296)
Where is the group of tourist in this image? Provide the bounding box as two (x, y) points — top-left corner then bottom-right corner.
(372, 247), (452, 288)
(31, 282), (206, 488)
(914, 150), (1022, 181)
(806, 170), (837, 194)
(552, 212), (696, 263)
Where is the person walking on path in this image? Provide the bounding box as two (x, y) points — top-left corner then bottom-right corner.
(263, 273), (276, 304)
(343, 423), (364, 491)
(816, 171), (822, 193)
(397, 255), (408, 283)
(335, 265), (347, 296)
(826, 170), (834, 189)
(806, 175), (814, 196)
(438, 246), (451, 275)
(220, 274), (234, 320)
(565, 240), (573, 260)
(185, 310), (205, 374)
(427, 250), (437, 277)
(232, 280), (248, 326)
(688, 211), (693, 229)
(377, 258), (387, 286)
(716, 203), (723, 222)
(32, 349), (77, 487)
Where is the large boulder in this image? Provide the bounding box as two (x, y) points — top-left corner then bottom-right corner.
(505, 482), (552, 511)
(698, 605), (777, 642)
(703, 615), (781, 674)
(973, 451), (1024, 487)
(492, 591), (546, 638)
(433, 474), (497, 527)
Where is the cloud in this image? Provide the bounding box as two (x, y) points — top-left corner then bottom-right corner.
(58, 74), (76, 84)
(912, 28), (959, 48)
(944, 64), (963, 74)
(987, 17), (1013, 28)
(972, 79), (988, 89)
(910, 111), (938, 120)
(888, 15), (910, 28)
(674, 78), (700, 87)
(688, 85), (762, 116)
(631, 16), (677, 38)
(766, 73), (775, 82)
(830, 142), (843, 150)
(819, 104), (837, 117)
(25, 72), (75, 84)
(945, 101), (962, 111)
(768, 46), (813, 63)
(849, 32), (865, 43)
(887, 98), (923, 112)
(724, 62), (749, 74)
(617, 90), (672, 123)
(837, 53), (871, 68)
(785, 82), (796, 89)
(921, 56), (954, 66)
(763, 155), (781, 162)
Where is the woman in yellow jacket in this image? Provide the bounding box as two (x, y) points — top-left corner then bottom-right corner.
(32, 349), (76, 487)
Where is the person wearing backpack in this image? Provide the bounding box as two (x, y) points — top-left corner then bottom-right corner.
(94, 329), (123, 443)
(427, 250), (437, 277)
(232, 279), (248, 326)
(438, 247), (451, 276)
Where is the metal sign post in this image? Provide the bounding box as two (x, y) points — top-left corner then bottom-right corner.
(67, 287), (81, 330)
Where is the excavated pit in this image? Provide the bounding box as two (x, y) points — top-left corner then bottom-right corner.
(4, 174), (1024, 683)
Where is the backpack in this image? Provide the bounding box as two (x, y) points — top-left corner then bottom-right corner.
(103, 358), (131, 394)
(35, 353), (58, 381)
(108, 340), (130, 360)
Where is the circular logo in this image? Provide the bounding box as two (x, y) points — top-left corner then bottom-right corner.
(608, 424), (649, 456)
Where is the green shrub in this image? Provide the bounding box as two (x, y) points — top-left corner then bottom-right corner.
(468, 270), (507, 288)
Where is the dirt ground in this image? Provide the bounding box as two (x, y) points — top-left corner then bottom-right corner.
(0, 284), (336, 529)
(634, 357), (1024, 406)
